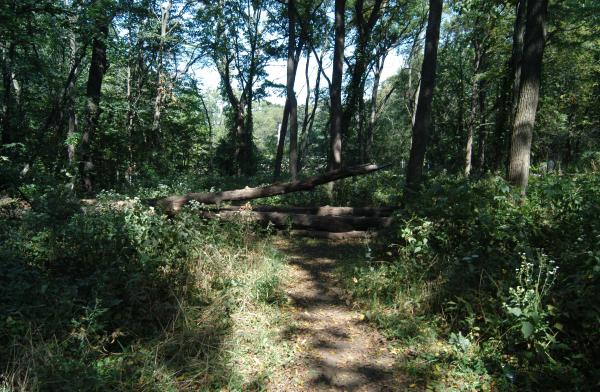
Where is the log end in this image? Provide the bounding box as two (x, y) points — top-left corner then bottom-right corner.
(157, 195), (188, 214)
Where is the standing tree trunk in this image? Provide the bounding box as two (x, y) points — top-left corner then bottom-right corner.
(508, 0), (548, 192)
(234, 100), (246, 176)
(465, 41), (485, 177)
(274, 99), (291, 179)
(287, 0), (299, 180)
(299, 49), (321, 172)
(64, 0), (82, 173)
(365, 53), (385, 162)
(1, 43), (16, 146)
(79, 14), (110, 193)
(506, 0), (528, 173)
(342, 0), (384, 138)
(491, 0), (527, 172)
(510, 0), (528, 128)
(151, 0), (172, 143)
(476, 78), (487, 173)
(289, 94), (299, 179)
(66, 33), (79, 170)
(299, 52), (312, 171)
(274, 0), (303, 180)
(329, 0), (345, 170)
(242, 61), (256, 176)
(405, 0), (443, 193)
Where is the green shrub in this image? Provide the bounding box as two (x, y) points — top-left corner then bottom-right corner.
(337, 173), (600, 390)
(0, 196), (290, 391)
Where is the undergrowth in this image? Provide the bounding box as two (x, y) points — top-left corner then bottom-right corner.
(0, 196), (291, 391)
(336, 173), (600, 391)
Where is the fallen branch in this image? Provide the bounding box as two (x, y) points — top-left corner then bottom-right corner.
(218, 205), (399, 217)
(157, 163), (391, 213)
(284, 229), (376, 240)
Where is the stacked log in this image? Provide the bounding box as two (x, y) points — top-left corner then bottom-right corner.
(202, 210), (394, 232)
(156, 163), (398, 239)
(204, 205), (398, 239)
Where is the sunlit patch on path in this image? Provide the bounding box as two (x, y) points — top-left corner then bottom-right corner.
(269, 240), (409, 391)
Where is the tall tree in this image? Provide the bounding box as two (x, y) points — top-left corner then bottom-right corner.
(79, 2), (112, 193)
(299, 46), (322, 172)
(464, 38), (484, 177)
(0, 43), (17, 146)
(462, 2), (493, 177)
(198, 0), (269, 176)
(510, 0), (528, 130)
(365, 52), (385, 162)
(151, 0), (172, 140)
(329, 0), (345, 170)
(274, 0), (304, 180)
(490, 0), (526, 172)
(405, 0), (443, 192)
(507, 0), (548, 192)
(342, 0), (384, 138)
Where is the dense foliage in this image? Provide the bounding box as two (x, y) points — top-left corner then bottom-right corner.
(1, 0), (599, 390)
(0, 200), (289, 390)
(338, 172), (600, 390)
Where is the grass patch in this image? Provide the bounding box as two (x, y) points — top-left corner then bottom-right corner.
(0, 198), (292, 391)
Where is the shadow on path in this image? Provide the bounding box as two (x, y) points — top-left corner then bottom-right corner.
(269, 239), (408, 391)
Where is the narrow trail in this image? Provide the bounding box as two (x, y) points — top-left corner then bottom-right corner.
(269, 239), (408, 392)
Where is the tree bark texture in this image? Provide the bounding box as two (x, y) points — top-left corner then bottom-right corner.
(491, 0), (527, 172)
(465, 42), (484, 177)
(329, 0), (345, 170)
(508, 0), (548, 192)
(274, 99), (291, 179)
(405, 0), (443, 192)
(274, 0), (303, 180)
(510, 0), (528, 127)
(79, 15), (110, 193)
(506, 0), (528, 173)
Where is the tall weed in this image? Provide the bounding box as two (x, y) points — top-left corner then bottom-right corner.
(0, 197), (290, 391)
(337, 173), (600, 390)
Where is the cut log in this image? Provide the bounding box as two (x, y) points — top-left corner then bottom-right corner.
(218, 205), (399, 217)
(202, 210), (393, 232)
(157, 163), (391, 213)
(284, 229), (376, 240)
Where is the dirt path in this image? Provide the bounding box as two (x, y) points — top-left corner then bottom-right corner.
(269, 239), (407, 392)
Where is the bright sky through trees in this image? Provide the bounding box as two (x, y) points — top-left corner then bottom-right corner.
(195, 50), (405, 105)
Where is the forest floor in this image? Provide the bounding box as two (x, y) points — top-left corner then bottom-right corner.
(268, 239), (410, 391)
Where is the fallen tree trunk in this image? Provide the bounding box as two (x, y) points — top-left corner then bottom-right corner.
(218, 205), (399, 217)
(202, 210), (393, 232)
(157, 163), (390, 213)
(284, 229), (376, 240)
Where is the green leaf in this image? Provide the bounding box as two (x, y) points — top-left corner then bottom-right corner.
(507, 307), (522, 317)
(521, 321), (534, 339)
